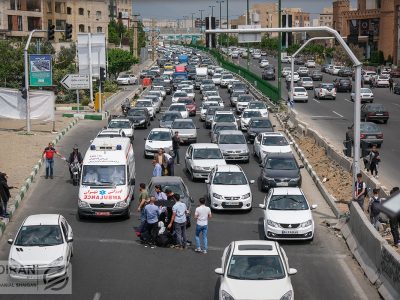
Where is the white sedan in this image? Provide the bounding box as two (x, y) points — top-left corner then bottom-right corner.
(350, 88), (374, 103)
(259, 60), (269, 68)
(375, 75), (390, 87)
(8, 214), (73, 280)
(212, 74), (222, 85)
(168, 103), (189, 119)
(172, 91), (188, 103)
(253, 132), (292, 163)
(240, 109), (262, 131)
(181, 87), (195, 100)
(144, 128), (173, 158)
(288, 87), (309, 103)
(116, 74), (137, 85)
(215, 240), (297, 300)
(259, 187), (317, 240)
(285, 72), (300, 82)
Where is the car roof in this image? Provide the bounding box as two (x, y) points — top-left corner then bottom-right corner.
(232, 240), (279, 256)
(191, 143), (220, 149)
(109, 118), (130, 122)
(23, 214), (61, 226)
(261, 132), (285, 137)
(266, 152), (295, 159)
(173, 118), (194, 123)
(270, 187), (303, 196)
(149, 176), (183, 184)
(150, 127), (171, 132)
(215, 164), (242, 172)
(218, 130), (243, 135)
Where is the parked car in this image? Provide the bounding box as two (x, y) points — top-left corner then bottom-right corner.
(214, 240), (296, 300)
(185, 143), (226, 181)
(289, 87), (309, 103)
(334, 78), (352, 92)
(253, 132), (292, 163)
(346, 122), (383, 147)
(259, 152), (303, 191)
(206, 165), (254, 210)
(360, 103), (389, 123)
(350, 88), (374, 103)
(314, 83), (336, 100)
(171, 119), (198, 144)
(259, 187), (317, 240)
(246, 118), (275, 144)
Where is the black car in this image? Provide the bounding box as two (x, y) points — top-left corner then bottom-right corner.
(346, 122), (383, 147)
(334, 78), (352, 92)
(259, 152), (303, 191)
(262, 68), (276, 80)
(338, 67), (353, 77)
(394, 83), (400, 94)
(127, 108), (151, 129)
(360, 103), (389, 123)
(309, 70), (323, 81)
(321, 64), (329, 73)
(294, 58), (305, 65)
(246, 118), (275, 143)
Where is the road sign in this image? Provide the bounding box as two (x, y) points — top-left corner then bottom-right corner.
(238, 25), (262, 43)
(29, 54), (52, 87)
(61, 74), (90, 90)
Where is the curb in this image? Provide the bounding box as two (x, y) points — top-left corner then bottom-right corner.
(0, 118), (80, 239)
(56, 106), (85, 111)
(62, 113), (106, 120)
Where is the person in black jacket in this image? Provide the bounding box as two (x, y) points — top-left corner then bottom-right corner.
(0, 172), (12, 218)
(68, 145), (83, 179)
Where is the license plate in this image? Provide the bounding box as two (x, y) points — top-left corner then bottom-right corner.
(225, 202), (239, 206)
(282, 230), (298, 234)
(368, 136), (376, 139)
(375, 113), (383, 116)
(276, 182), (288, 186)
(95, 212), (111, 216)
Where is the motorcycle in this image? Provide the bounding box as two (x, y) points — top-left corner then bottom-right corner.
(121, 99), (131, 116)
(70, 162), (81, 186)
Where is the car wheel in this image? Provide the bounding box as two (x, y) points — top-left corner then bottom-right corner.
(144, 122), (148, 129)
(383, 120), (388, 124)
(332, 97), (336, 100)
(124, 204), (131, 220)
(190, 168), (196, 182)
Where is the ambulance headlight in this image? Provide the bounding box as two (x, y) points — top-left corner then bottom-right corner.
(115, 200), (128, 208)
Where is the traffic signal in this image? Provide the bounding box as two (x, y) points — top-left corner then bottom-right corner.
(65, 23), (73, 40)
(100, 67), (106, 82)
(47, 25), (55, 41)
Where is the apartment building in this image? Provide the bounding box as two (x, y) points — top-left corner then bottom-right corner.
(319, 7), (333, 27)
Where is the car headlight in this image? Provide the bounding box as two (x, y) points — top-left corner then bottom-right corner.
(241, 193), (251, 199)
(49, 256), (64, 267)
(9, 258), (22, 268)
(145, 144), (153, 150)
(289, 177), (300, 182)
(192, 165), (203, 171)
(221, 290), (235, 300)
(115, 200), (128, 208)
(139, 119), (145, 124)
(300, 220), (312, 228)
(78, 200), (90, 208)
(280, 290), (293, 300)
(267, 219), (280, 228)
(212, 193), (222, 199)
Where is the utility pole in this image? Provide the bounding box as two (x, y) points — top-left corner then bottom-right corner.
(151, 18), (156, 60)
(278, 0), (282, 103)
(191, 13), (195, 33)
(132, 13), (140, 59)
(246, 0), (250, 71)
(209, 5), (215, 18)
(226, 0), (229, 49)
(199, 9), (204, 34)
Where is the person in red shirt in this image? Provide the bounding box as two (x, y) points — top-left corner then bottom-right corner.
(42, 142), (63, 179)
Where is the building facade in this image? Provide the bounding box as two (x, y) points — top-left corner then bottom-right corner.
(333, 0), (400, 64)
(319, 7), (333, 27)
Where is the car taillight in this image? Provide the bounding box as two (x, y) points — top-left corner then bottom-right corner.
(368, 112), (374, 116)
(377, 134), (383, 138)
(360, 134), (366, 139)
(384, 112), (389, 116)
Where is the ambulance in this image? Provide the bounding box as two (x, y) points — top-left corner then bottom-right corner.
(78, 137), (135, 219)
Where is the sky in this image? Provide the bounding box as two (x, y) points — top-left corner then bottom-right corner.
(133, 0), (357, 20)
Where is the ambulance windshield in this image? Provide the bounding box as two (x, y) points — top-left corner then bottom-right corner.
(82, 165), (126, 186)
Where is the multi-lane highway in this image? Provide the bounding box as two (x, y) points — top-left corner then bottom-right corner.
(0, 81), (380, 299)
(235, 54), (400, 189)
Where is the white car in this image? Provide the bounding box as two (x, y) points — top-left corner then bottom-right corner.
(288, 87), (309, 103)
(281, 67), (291, 77)
(181, 87), (195, 100)
(215, 240), (297, 300)
(207, 95), (224, 107)
(305, 60), (316, 68)
(252, 52), (261, 59)
(135, 99), (155, 118)
(144, 128), (173, 158)
(172, 90), (188, 103)
(185, 143), (227, 181)
(247, 101), (269, 118)
(203, 91), (219, 101)
(375, 75), (390, 87)
(212, 111), (237, 130)
(240, 109), (262, 131)
(107, 118), (134, 141)
(152, 86), (166, 99)
(285, 72), (300, 82)
(181, 80), (194, 90)
(8, 214), (73, 280)
(117, 74), (137, 85)
(259, 59), (269, 68)
(200, 101), (220, 120)
(259, 187), (317, 240)
(297, 77), (314, 90)
(362, 71), (377, 83)
(332, 65), (343, 75)
(314, 83), (336, 100)
(236, 94), (255, 113)
(350, 88), (374, 103)
(212, 74), (222, 85)
(206, 164), (254, 210)
(168, 103), (189, 118)
(281, 56), (291, 63)
(253, 132), (292, 165)
(171, 119), (197, 144)
(220, 74), (235, 87)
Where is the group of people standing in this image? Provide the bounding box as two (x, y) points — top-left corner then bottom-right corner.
(136, 183), (211, 253)
(151, 131), (181, 177)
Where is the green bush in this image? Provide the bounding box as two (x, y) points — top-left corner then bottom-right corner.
(103, 80), (118, 93)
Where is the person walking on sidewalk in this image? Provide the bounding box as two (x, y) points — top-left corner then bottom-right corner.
(168, 194), (188, 249)
(368, 145), (380, 178)
(368, 188), (381, 230)
(194, 197), (212, 254)
(172, 131), (181, 165)
(42, 142), (64, 179)
(353, 173), (367, 209)
(389, 187), (400, 247)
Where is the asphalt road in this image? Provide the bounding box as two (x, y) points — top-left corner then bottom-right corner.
(0, 84), (380, 299)
(235, 55), (400, 190)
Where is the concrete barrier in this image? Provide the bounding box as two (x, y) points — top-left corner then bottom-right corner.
(379, 244), (400, 299)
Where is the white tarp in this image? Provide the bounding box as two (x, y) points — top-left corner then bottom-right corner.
(0, 88), (55, 122)
(77, 33), (106, 78)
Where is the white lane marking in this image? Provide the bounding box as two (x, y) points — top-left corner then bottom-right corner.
(93, 292), (101, 300)
(344, 98), (352, 103)
(392, 102), (400, 108)
(332, 111), (344, 118)
(338, 258), (369, 300)
(313, 98), (321, 103)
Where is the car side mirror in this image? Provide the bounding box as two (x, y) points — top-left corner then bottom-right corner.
(214, 268), (224, 275)
(7, 239), (13, 245)
(250, 180), (255, 184)
(130, 178), (135, 185)
(347, 126), (352, 130)
(144, 137), (147, 140)
(299, 165), (304, 169)
(311, 204), (318, 210)
(67, 237), (74, 243)
(205, 180), (210, 184)
(288, 268), (298, 275)
(258, 204), (266, 209)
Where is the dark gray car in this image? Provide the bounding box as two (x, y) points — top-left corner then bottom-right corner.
(246, 118), (275, 143)
(159, 111), (182, 128)
(259, 152), (303, 191)
(127, 108), (151, 129)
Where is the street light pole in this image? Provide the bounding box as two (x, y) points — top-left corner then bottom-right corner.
(199, 9), (204, 34)
(246, 0), (250, 71)
(278, 0), (282, 103)
(209, 5), (215, 18)
(226, 0), (229, 49)
(191, 13), (195, 33)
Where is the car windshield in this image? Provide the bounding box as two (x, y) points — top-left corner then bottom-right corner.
(360, 123), (380, 133)
(222, 75), (234, 79)
(108, 121), (131, 129)
(227, 255), (285, 280)
(360, 88), (372, 93)
(178, 99), (193, 105)
(265, 157), (297, 170)
(366, 104), (385, 112)
(120, 75), (129, 78)
(193, 149), (223, 159)
(248, 102), (267, 109)
(14, 225), (64, 247)
(174, 92), (187, 97)
(136, 101), (151, 107)
(215, 114), (235, 123)
(242, 111), (261, 118)
(205, 91), (218, 97)
(148, 131), (171, 141)
(213, 172), (247, 185)
(149, 183), (185, 198)
(250, 119), (272, 128)
(232, 92), (243, 97)
(162, 114), (179, 121)
(321, 84), (334, 89)
(214, 125), (236, 133)
(202, 102), (218, 109)
(202, 80), (214, 85)
(82, 165), (126, 186)
(262, 136), (288, 146)
(169, 105), (186, 111)
(294, 88), (306, 92)
(219, 134), (245, 144)
(203, 85), (216, 91)
(238, 95), (253, 102)
(268, 194), (309, 210)
(302, 78), (312, 82)
(172, 121), (195, 129)
(233, 84), (246, 90)
(128, 110), (145, 116)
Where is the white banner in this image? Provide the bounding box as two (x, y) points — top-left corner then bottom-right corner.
(77, 33), (106, 78)
(0, 88), (55, 122)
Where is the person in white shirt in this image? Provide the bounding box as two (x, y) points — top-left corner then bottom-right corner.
(84, 168), (99, 184)
(194, 197), (212, 254)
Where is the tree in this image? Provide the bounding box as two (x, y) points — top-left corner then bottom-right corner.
(107, 48), (138, 78)
(331, 44), (364, 65)
(108, 20), (126, 45)
(260, 37), (279, 51)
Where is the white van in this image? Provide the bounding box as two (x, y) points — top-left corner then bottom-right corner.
(78, 137), (135, 219)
